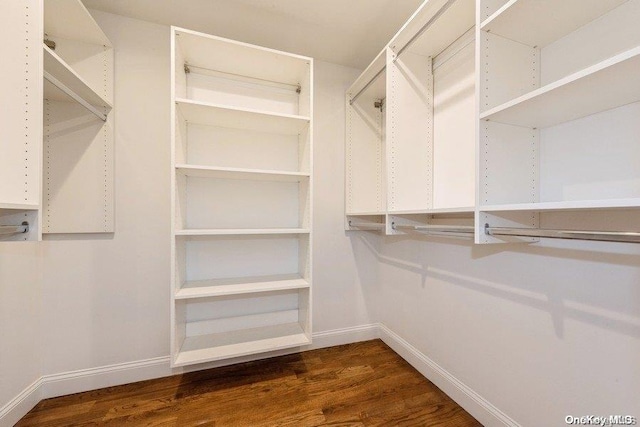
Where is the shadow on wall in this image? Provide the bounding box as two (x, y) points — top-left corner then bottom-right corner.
(349, 231), (640, 340)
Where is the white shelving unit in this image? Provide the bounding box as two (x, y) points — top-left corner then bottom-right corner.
(345, 0), (476, 235)
(42, 0), (115, 234)
(477, 0), (640, 243)
(171, 26), (313, 366)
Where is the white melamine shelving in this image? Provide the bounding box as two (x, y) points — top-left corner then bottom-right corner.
(0, 203), (40, 211)
(171, 26), (313, 366)
(480, 47), (640, 128)
(481, 199), (640, 213)
(174, 323), (310, 367)
(176, 164), (309, 182)
(175, 274), (310, 300)
(43, 45), (112, 111)
(480, 0), (627, 48)
(44, 0), (111, 46)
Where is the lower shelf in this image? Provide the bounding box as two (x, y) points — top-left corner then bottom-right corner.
(174, 322), (311, 366)
(175, 274), (310, 299)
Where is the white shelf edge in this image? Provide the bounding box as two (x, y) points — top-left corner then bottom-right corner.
(389, 206), (476, 215)
(175, 228), (311, 236)
(173, 322), (311, 367)
(480, 199), (640, 212)
(346, 212), (387, 216)
(44, 0), (112, 47)
(175, 98), (310, 122)
(0, 203), (40, 211)
(175, 276), (310, 300)
(480, 0), (517, 30)
(43, 44), (113, 110)
(479, 46), (640, 124)
(175, 164), (309, 181)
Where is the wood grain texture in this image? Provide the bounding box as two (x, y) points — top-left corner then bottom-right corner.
(17, 340), (482, 426)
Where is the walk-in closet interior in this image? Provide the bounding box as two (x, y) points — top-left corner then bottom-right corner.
(1, 0), (639, 425)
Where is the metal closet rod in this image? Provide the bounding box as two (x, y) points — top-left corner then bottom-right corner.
(184, 63), (302, 93)
(485, 225), (640, 244)
(349, 0), (457, 106)
(44, 71), (107, 122)
(348, 221), (385, 230)
(0, 222), (29, 236)
(392, 223), (474, 234)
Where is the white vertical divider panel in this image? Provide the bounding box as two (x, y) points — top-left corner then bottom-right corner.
(170, 27), (179, 367)
(0, 0), (43, 241)
(386, 48), (433, 213)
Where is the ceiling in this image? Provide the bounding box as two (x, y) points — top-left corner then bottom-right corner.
(82, 0), (424, 69)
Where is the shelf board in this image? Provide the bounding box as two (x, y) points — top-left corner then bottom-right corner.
(389, 206), (475, 215)
(43, 45), (113, 111)
(0, 203), (39, 211)
(175, 228), (310, 236)
(175, 98), (309, 135)
(480, 199), (640, 212)
(481, 0), (626, 48)
(174, 322), (310, 366)
(346, 211), (386, 216)
(347, 49), (386, 100)
(480, 47), (640, 128)
(175, 164), (309, 182)
(175, 274), (309, 300)
(44, 0), (111, 46)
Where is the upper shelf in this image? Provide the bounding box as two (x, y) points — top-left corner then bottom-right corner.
(347, 49), (386, 101)
(0, 203), (40, 211)
(480, 199), (640, 212)
(175, 228), (311, 236)
(43, 44), (113, 112)
(44, 0), (111, 46)
(176, 164), (309, 182)
(480, 46), (640, 128)
(175, 98), (309, 135)
(174, 27), (310, 88)
(481, 0), (626, 48)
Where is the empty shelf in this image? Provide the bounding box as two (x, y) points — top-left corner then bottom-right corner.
(389, 206), (475, 215)
(0, 203), (39, 210)
(175, 98), (309, 135)
(175, 164), (309, 182)
(44, 45), (113, 111)
(175, 274), (309, 299)
(44, 0), (111, 46)
(175, 228), (310, 236)
(174, 322), (310, 366)
(481, 0), (626, 48)
(480, 47), (640, 128)
(480, 199), (640, 212)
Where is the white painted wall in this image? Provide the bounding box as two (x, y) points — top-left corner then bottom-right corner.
(374, 235), (640, 426)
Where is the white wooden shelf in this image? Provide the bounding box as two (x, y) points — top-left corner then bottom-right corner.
(0, 203), (39, 211)
(480, 199), (640, 212)
(175, 164), (309, 182)
(480, 0), (626, 48)
(346, 211), (386, 216)
(175, 274), (309, 300)
(174, 322), (310, 366)
(480, 47), (640, 128)
(43, 45), (113, 111)
(347, 49), (386, 100)
(389, 207), (475, 215)
(44, 0), (111, 46)
(175, 98), (309, 135)
(175, 228), (310, 236)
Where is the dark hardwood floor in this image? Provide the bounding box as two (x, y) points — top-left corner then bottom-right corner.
(17, 340), (482, 426)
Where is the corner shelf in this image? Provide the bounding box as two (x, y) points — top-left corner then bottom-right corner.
(175, 274), (309, 300)
(43, 45), (113, 112)
(173, 322), (310, 367)
(175, 164), (309, 182)
(175, 228), (310, 236)
(480, 0), (627, 47)
(44, 0), (111, 47)
(175, 98), (309, 135)
(480, 47), (640, 128)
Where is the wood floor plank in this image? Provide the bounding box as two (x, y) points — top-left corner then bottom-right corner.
(17, 340), (481, 426)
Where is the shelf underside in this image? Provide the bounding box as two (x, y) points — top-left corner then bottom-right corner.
(481, 0), (627, 48)
(481, 47), (640, 128)
(175, 99), (309, 135)
(175, 228), (310, 236)
(175, 164), (309, 182)
(174, 322), (310, 366)
(176, 274), (309, 299)
(480, 198), (640, 213)
(44, 0), (111, 46)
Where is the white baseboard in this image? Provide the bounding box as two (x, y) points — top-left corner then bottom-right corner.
(378, 324), (520, 427)
(1, 323), (515, 427)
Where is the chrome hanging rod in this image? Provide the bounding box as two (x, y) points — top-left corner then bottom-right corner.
(184, 63), (301, 93)
(485, 225), (640, 244)
(348, 221), (385, 230)
(393, 0), (458, 61)
(44, 71), (107, 121)
(0, 222), (29, 236)
(349, 66), (386, 106)
(393, 223), (474, 234)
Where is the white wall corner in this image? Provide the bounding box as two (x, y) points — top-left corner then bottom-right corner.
(378, 323), (521, 427)
(0, 379), (42, 427)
